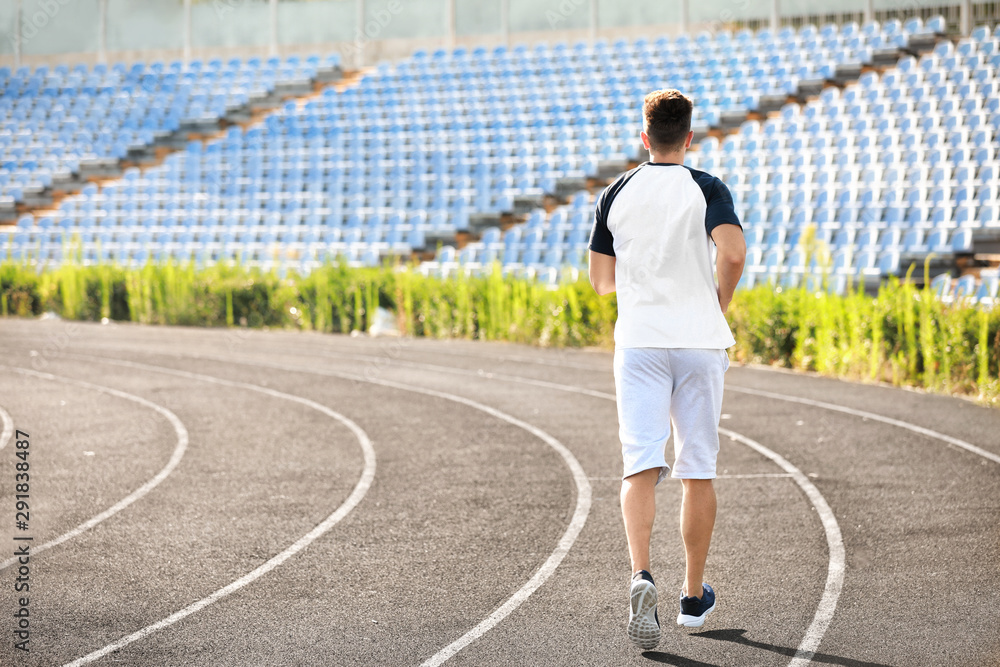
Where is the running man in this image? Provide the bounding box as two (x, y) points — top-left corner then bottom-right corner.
(587, 89), (746, 650)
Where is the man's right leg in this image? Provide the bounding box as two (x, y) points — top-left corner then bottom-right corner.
(621, 467), (661, 574)
(675, 478), (717, 628)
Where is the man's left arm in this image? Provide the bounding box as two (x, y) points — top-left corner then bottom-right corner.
(706, 178), (745, 314)
(711, 224), (745, 313)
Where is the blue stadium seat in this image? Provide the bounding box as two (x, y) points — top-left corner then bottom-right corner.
(977, 269), (999, 305)
(929, 273), (952, 299)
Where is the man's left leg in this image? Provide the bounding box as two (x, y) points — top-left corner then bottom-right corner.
(614, 348), (673, 649)
(676, 478), (718, 627)
(622, 467), (663, 649)
(669, 348), (726, 628)
(680, 478), (716, 599)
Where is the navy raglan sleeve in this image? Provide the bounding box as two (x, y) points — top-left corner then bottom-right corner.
(704, 177), (742, 234)
(588, 185), (616, 257)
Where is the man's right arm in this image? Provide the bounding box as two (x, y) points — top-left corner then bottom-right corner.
(588, 184), (617, 295)
(588, 250), (616, 295)
(711, 224), (745, 314)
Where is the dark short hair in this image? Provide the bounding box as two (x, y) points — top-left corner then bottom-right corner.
(643, 89), (693, 152)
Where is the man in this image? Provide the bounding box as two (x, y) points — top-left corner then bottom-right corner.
(588, 89), (746, 650)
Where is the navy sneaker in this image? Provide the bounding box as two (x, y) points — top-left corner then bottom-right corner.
(627, 570), (661, 649)
(677, 583), (716, 628)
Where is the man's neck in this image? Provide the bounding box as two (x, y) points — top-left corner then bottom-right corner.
(648, 149), (686, 165)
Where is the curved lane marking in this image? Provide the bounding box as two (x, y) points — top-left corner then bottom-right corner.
(318, 343), (999, 466)
(0, 405), (13, 452)
(72, 351), (592, 667)
(124, 350), (837, 666)
(318, 347), (1000, 663)
(100, 344), (994, 664)
(288, 348), (615, 400)
(301, 350), (1000, 467)
(725, 385), (1000, 465)
(0, 367), (189, 571)
(718, 427), (845, 666)
(60, 357), (376, 667)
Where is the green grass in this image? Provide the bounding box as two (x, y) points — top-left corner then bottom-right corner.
(2, 258), (998, 406)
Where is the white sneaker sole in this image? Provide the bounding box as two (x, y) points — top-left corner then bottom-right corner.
(627, 580), (661, 649)
(676, 602), (715, 628)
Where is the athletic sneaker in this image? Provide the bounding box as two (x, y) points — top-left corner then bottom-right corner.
(677, 583), (715, 628)
(627, 570), (661, 649)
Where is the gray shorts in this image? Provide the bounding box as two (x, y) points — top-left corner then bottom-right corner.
(613, 348), (729, 484)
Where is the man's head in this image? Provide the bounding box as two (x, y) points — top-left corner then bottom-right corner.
(641, 89), (694, 156)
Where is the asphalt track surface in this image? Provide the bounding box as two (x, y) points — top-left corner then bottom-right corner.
(0, 318), (998, 667)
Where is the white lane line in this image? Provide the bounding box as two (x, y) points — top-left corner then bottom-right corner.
(296, 348), (617, 401)
(726, 385), (1000, 465)
(433, 369), (841, 667)
(717, 473), (795, 479)
(305, 349), (1000, 467)
(416, 406), (590, 666)
(0, 405), (13, 452)
(290, 339), (606, 373)
(77, 351), (592, 667)
(0, 367), (189, 571)
(589, 473), (795, 481)
(399, 365), (840, 667)
(718, 428), (846, 666)
(322, 358), (840, 666)
(60, 358), (376, 667)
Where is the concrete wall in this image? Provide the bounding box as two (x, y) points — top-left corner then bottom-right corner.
(0, 0), (971, 69)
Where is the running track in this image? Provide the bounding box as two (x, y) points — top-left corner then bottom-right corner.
(0, 319), (998, 666)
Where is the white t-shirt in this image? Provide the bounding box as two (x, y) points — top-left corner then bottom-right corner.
(588, 161), (742, 350)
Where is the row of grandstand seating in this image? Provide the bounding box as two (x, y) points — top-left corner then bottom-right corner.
(8, 219), (975, 262)
(0, 17), (936, 210)
(680, 33), (999, 292)
(415, 21), (997, 299)
(0, 54), (340, 207)
(2, 16), (998, 303)
(7, 18), (929, 222)
(418, 236), (999, 305)
(927, 270), (1000, 303)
